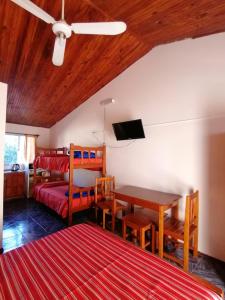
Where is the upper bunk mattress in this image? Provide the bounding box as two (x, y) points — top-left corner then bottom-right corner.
(0, 223), (222, 300)
(34, 152), (103, 172)
(34, 155), (69, 172)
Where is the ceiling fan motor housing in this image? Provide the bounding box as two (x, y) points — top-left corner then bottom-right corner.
(52, 21), (72, 38)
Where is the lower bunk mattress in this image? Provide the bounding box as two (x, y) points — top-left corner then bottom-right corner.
(0, 224), (222, 300)
(34, 181), (94, 218)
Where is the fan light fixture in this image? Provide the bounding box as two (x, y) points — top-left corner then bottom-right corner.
(100, 98), (115, 106)
(11, 0), (127, 67)
(100, 98), (116, 144)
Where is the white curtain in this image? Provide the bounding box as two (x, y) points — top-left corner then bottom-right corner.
(24, 136), (36, 165)
(23, 135), (36, 198)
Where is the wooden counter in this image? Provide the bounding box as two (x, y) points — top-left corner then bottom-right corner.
(4, 171), (25, 200)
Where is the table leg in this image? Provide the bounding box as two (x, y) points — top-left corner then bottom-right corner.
(171, 202), (179, 247)
(112, 195), (116, 233)
(130, 204), (134, 213)
(171, 201), (179, 219)
(158, 207), (164, 258)
(127, 203), (134, 213)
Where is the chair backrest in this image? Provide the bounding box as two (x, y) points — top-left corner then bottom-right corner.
(95, 176), (115, 203)
(184, 190), (199, 233)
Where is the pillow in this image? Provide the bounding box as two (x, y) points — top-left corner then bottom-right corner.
(90, 152), (96, 159)
(73, 151), (96, 159)
(74, 151), (82, 158)
(65, 189), (94, 198)
(83, 152), (89, 158)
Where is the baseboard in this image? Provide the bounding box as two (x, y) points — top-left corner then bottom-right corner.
(189, 272), (224, 298)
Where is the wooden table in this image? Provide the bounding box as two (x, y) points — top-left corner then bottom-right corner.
(112, 185), (181, 258)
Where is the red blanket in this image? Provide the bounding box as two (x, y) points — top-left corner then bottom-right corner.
(34, 155), (69, 172)
(0, 224), (222, 300)
(34, 182), (94, 218)
(34, 182), (69, 218)
(34, 156), (103, 173)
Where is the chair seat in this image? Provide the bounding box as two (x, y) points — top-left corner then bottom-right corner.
(97, 200), (112, 210)
(123, 212), (154, 229)
(164, 216), (197, 239)
(134, 208), (167, 225)
(97, 200), (126, 211)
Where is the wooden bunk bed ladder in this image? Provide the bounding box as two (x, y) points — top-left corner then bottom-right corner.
(68, 144), (74, 226)
(68, 143), (106, 225)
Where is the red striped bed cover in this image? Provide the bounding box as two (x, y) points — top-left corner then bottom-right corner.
(0, 223), (222, 300)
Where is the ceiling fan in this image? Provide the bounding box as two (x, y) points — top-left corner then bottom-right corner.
(11, 0), (127, 66)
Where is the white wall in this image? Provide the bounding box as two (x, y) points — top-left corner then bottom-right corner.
(0, 83), (7, 251)
(6, 123), (50, 147)
(50, 32), (225, 262)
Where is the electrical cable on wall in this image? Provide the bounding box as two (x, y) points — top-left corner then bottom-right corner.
(100, 98), (115, 145)
(93, 98), (225, 150)
(108, 140), (136, 148)
(92, 131), (136, 148)
(99, 97), (144, 148)
(96, 98), (141, 148)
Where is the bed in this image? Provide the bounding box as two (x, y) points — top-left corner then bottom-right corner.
(34, 181), (95, 218)
(34, 145), (105, 173)
(0, 223), (223, 300)
(33, 144), (106, 224)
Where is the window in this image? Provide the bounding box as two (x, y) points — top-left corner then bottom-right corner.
(4, 134), (36, 170)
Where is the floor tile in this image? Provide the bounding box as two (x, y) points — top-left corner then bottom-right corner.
(3, 227), (20, 239)
(3, 233), (27, 252)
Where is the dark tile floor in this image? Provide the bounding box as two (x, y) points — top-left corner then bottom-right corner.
(2, 198), (225, 296)
(3, 198), (86, 252)
(173, 247), (225, 296)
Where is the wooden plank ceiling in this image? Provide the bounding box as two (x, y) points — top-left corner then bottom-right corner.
(1, 0), (225, 128)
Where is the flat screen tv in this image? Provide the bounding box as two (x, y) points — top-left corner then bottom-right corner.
(112, 119), (145, 141)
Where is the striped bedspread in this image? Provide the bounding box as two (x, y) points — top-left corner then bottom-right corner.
(0, 224), (221, 300)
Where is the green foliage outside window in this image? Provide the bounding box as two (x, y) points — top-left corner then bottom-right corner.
(4, 144), (18, 165)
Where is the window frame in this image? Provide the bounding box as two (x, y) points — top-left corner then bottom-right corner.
(4, 133), (26, 171)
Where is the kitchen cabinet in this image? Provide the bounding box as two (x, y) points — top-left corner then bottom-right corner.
(4, 171), (25, 200)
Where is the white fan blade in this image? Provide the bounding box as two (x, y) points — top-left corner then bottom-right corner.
(52, 34), (66, 66)
(10, 0), (56, 24)
(71, 22), (127, 35)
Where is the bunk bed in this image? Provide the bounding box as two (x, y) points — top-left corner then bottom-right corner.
(33, 144), (106, 224)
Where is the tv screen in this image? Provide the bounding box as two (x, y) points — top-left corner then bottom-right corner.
(112, 119), (145, 141)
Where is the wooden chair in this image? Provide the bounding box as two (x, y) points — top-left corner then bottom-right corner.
(95, 176), (126, 230)
(122, 209), (156, 252)
(163, 191), (199, 272)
